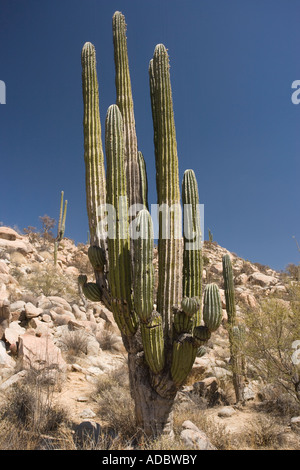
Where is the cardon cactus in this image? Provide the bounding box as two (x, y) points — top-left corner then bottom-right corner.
(222, 254), (245, 403)
(79, 11), (223, 438)
(54, 191), (67, 266)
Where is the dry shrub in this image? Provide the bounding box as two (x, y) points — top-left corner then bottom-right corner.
(93, 365), (135, 443)
(58, 329), (89, 359)
(0, 381), (68, 439)
(18, 261), (78, 300)
(245, 415), (286, 450)
(97, 329), (123, 352)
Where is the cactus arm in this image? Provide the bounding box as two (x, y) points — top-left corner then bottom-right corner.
(141, 312), (165, 374)
(149, 44), (183, 341)
(105, 104), (138, 336)
(112, 11), (142, 209)
(182, 169), (203, 329)
(202, 283), (223, 332)
(133, 209), (154, 323)
(81, 42), (106, 248)
(138, 151), (148, 210)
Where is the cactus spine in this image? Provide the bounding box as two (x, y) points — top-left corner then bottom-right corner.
(54, 191), (67, 266)
(222, 254), (245, 403)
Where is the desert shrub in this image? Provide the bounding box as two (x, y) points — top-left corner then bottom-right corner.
(0, 380), (67, 436)
(17, 261), (78, 300)
(285, 263), (300, 281)
(97, 329), (123, 352)
(58, 329), (89, 358)
(246, 415), (285, 450)
(245, 294), (300, 404)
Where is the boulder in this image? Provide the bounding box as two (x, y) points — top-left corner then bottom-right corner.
(0, 340), (15, 368)
(193, 377), (226, 407)
(248, 272), (278, 287)
(180, 420), (217, 450)
(4, 321), (25, 346)
(218, 406), (236, 418)
(17, 333), (67, 373)
(47, 296), (72, 312)
(25, 302), (43, 319)
(0, 227), (22, 241)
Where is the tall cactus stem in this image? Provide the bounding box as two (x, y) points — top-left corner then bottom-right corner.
(105, 104), (138, 336)
(149, 44), (183, 341)
(133, 209), (154, 323)
(138, 151), (149, 209)
(81, 42), (106, 248)
(112, 11), (142, 210)
(182, 169), (203, 328)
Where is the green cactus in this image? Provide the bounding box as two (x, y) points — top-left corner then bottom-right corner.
(182, 169), (203, 326)
(79, 12), (223, 438)
(222, 254), (245, 403)
(105, 104), (138, 336)
(81, 42), (106, 248)
(78, 274), (102, 302)
(54, 191), (67, 266)
(203, 283), (223, 332)
(87, 245), (106, 272)
(133, 209), (154, 323)
(112, 11), (142, 212)
(141, 311), (165, 374)
(138, 151), (148, 209)
(149, 44), (182, 341)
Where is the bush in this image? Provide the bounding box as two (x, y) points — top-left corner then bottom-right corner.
(244, 293), (300, 404)
(17, 261), (78, 300)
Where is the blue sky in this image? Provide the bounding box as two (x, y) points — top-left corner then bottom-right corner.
(0, 0), (299, 271)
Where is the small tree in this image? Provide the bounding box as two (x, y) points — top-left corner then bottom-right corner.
(39, 215), (55, 245)
(245, 295), (300, 403)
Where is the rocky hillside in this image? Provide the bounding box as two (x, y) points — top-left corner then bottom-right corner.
(0, 225), (298, 450)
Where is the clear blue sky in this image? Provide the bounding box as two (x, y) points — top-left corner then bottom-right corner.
(0, 0), (299, 271)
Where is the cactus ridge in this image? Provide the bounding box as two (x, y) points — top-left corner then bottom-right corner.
(203, 283), (223, 332)
(193, 325), (212, 345)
